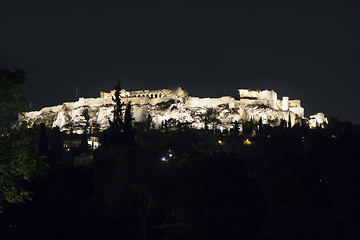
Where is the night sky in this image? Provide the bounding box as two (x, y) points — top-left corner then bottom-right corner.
(1, 1), (359, 123)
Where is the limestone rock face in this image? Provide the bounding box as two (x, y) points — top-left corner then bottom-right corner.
(20, 88), (306, 133)
(20, 98), (113, 134)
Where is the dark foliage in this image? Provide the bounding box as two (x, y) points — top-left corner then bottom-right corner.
(0, 69), (45, 212)
(49, 127), (63, 163)
(0, 69), (26, 134)
(38, 123), (49, 157)
(106, 83), (135, 146)
(108, 82), (124, 145)
(156, 99), (176, 110)
(1, 113), (360, 240)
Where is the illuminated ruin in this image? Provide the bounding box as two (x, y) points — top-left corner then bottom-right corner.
(20, 87), (327, 133)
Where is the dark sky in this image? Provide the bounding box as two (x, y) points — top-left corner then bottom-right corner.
(1, 1), (360, 123)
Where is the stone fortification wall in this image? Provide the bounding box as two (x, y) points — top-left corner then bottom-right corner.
(184, 96), (235, 109)
(239, 89), (304, 116)
(72, 97), (110, 108)
(238, 89), (277, 101)
(289, 107), (304, 118)
(309, 112), (327, 128)
(239, 89), (259, 98)
(257, 90), (278, 102)
(239, 89), (279, 109)
(289, 100), (301, 108)
(281, 97), (289, 111)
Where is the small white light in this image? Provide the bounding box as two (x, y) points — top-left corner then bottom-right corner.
(161, 157), (166, 161)
(169, 154), (173, 157)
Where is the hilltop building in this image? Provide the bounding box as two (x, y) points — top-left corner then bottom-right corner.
(20, 87), (326, 134)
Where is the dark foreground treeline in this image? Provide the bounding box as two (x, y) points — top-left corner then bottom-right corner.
(1, 120), (360, 240)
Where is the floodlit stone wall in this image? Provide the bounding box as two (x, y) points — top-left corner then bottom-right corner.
(238, 89), (277, 102)
(239, 89), (304, 117)
(309, 112), (327, 128)
(282, 97), (289, 111)
(289, 100), (301, 108)
(257, 90), (278, 102)
(289, 107), (304, 118)
(239, 89), (259, 98)
(184, 96), (234, 109)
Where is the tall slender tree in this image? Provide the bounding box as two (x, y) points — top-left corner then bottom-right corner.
(38, 122), (49, 157)
(110, 82), (124, 130)
(146, 114), (152, 131)
(123, 102), (135, 144)
(288, 114), (292, 128)
(49, 126), (63, 164)
(108, 82), (124, 145)
(258, 117), (263, 130)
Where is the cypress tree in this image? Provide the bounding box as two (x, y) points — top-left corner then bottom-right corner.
(109, 82), (124, 145)
(50, 126), (63, 164)
(123, 102), (135, 144)
(288, 114), (292, 128)
(146, 114), (152, 131)
(259, 117), (263, 130)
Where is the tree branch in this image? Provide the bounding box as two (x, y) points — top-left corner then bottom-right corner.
(147, 222), (187, 231)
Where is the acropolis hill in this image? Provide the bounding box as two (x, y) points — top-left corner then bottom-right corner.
(20, 87), (327, 134)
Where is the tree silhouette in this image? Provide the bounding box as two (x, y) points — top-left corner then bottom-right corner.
(230, 121), (240, 136)
(243, 120), (253, 138)
(288, 113), (292, 128)
(49, 126), (63, 164)
(0, 69), (26, 133)
(123, 102), (135, 144)
(38, 123), (49, 157)
(108, 82), (125, 145)
(79, 132), (89, 153)
(259, 117), (263, 130)
(280, 119), (287, 128)
(0, 68), (45, 212)
(146, 114), (152, 131)
(82, 108), (90, 133)
(161, 120), (168, 132)
(202, 108), (216, 131)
